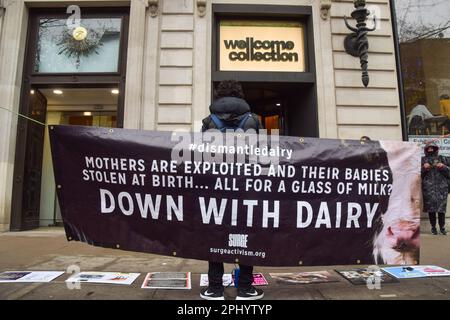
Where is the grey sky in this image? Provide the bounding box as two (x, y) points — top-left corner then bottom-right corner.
(395, 0), (450, 39)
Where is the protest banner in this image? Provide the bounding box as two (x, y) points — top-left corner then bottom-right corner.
(49, 125), (421, 266)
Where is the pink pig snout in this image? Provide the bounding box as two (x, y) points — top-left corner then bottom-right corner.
(386, 221), (420, 252)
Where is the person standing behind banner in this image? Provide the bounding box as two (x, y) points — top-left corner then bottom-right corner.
(200, 80), (263, 301)
(422, 141), (449, 235)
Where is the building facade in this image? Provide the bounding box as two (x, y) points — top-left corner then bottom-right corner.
(0, 0), (439, 231)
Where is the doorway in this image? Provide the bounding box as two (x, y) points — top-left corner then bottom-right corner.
(10, 7), (129, 231)
(212, 81), (319, 137)
(212, 4), (318, 138)
(38, 88), (119, 227)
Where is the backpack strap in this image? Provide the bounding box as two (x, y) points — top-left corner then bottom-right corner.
(237, 112), (251, 130)
(210, 114), (224, 130)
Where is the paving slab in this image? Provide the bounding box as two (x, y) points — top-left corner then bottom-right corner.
(0, 222), (450, 300)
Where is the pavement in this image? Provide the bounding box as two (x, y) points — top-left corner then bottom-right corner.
(0, 219), (450, 300)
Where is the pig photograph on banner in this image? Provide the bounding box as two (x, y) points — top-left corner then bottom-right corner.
(49, 126), (422, 267)
(373, 141), (421, 265)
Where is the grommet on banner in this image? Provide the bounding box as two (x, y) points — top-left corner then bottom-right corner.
(50, 126), (54, 130)
(173, 251), (177, 256)
(299, 261), (303, 265)
(68, 236), (72, 240)
(299, 137), (305, 143)
(57, 185), (62, 189)
(235, 258), (239, 263)
(356, 259), (361, 264)
(116, 244), (120, 249)
(109, 129), (114, 134)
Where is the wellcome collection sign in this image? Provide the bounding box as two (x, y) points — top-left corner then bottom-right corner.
(219, 20), (306, 72)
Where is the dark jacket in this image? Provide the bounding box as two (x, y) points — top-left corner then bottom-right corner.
(421, 142), (450, 213)
(201, 97), (261, 132)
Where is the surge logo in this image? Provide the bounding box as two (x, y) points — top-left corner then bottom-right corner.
(223, 37), (299, 62)
(229, 234), (249, 248)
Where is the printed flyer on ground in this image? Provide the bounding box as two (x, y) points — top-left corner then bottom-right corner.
(200, 274), (234, 287)
(0, 271), (64, 283)
(241, 273), (268, 286)
(382, 266), (450, 279)
(414, 266), (450, 277)
(269, 271), (339, 284)
(200, 273), (268, 286)
(141, 272), (191, 290)
(335, 268), (398, 285)
(50, 126), (421, 266)
(382, 266), (427, 279)
(65, 272), (140, 285)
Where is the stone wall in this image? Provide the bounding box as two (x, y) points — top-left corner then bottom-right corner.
(331, 0), (402, 140)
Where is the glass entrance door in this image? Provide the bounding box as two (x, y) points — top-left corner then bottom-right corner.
(39, 87), (119, 227)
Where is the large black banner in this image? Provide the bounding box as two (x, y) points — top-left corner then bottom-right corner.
(50, 125), (421, 266)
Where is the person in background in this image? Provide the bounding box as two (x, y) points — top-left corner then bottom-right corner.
(439, 94), (450, 133)
(421, 141), (449, 235)
(408, 98), (434, 135)
(439, 94), (450, 117)
(200, 80), (264, 301)
(408, 98), (434, 126)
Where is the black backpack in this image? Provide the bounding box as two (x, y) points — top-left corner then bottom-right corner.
(210, 113), (253, 132)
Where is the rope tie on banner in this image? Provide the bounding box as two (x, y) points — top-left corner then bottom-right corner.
(0, 106), (47, 127)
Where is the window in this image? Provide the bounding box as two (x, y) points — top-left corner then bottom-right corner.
(35, 17), (122, 73)
(394, 0), (450, 147)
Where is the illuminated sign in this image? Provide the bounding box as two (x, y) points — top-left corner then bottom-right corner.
(219, 20), (306, 72)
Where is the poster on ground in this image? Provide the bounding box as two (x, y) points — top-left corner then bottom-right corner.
(0, 271), (64, 283)
(382, 265), (450, 279)
(269, 271), (339, 284)
(65, 272), (140, 285)
(50, 125), (422, 266)
(414, 265), (450, 277)
(335, 268), (398, 285)
(247, 273), (268, 286)
(141, 272), (191, 289)
(199, 273), (268, 286)
(200, 274), (233, 287)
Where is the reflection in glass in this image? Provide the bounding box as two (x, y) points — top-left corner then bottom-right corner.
(35, 18), (122, 73)
(395, 0), (450, 136)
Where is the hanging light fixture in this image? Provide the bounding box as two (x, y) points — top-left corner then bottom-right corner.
(72, 26), (88, 41)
